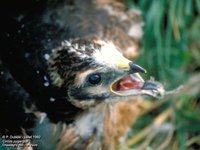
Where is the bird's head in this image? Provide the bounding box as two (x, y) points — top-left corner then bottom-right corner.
(47, 39), (164, 108)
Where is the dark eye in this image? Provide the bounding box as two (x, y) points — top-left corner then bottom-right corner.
(88, 73), (101, 85)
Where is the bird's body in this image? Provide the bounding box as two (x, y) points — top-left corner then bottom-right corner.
(0, 0), (164, 149)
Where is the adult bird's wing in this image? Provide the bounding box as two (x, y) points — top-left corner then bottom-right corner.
(42, 0), (143, 59)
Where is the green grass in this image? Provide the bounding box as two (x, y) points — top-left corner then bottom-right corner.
(123, 0), (200, 149)
(127, 0), (200, 87)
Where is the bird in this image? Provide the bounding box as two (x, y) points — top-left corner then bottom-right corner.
(0, 0), (164, 149)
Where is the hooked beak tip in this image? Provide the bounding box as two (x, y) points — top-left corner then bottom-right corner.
(129, 62), (147, 74)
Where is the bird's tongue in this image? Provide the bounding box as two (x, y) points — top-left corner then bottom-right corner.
(119, 75), (144, 91)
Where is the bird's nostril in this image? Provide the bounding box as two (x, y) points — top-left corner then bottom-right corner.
(129, 62), (147, 73)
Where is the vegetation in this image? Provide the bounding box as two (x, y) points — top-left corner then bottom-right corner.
(122, 0), (200, 149)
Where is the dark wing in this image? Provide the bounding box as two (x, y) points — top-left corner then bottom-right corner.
(0, 59), (38, 134)
(43, 0), (143, 59)
(0, 0), (83, 124)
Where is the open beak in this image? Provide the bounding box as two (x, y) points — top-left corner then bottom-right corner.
(110, 57), (164, 97)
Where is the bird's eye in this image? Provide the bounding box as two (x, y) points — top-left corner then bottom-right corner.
(88, 73), (101, 85)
